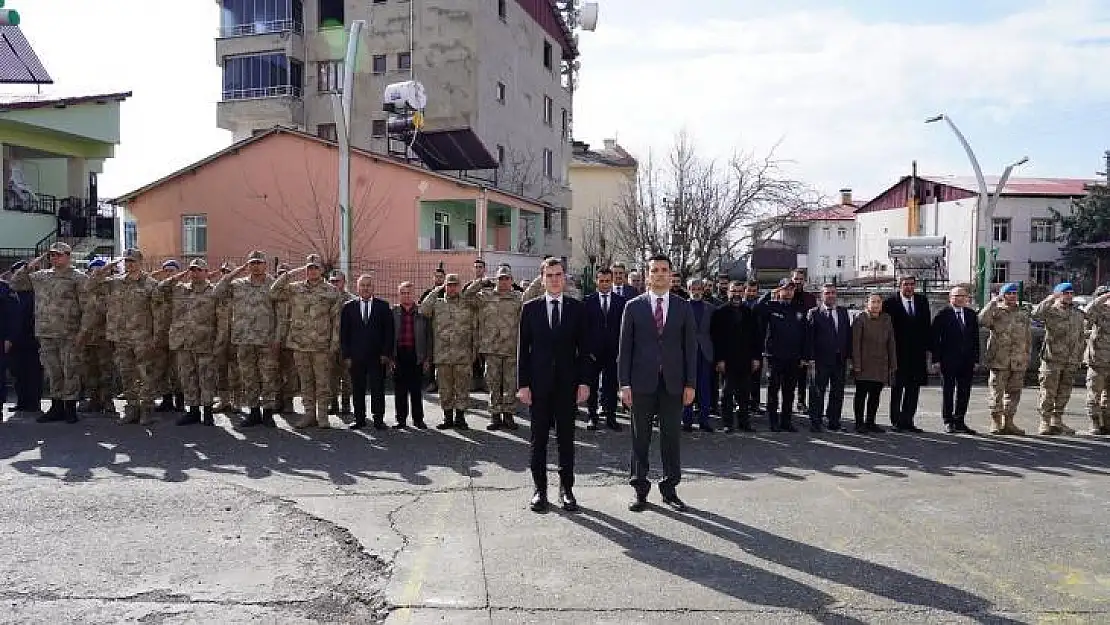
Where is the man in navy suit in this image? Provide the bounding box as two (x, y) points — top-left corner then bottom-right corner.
(883, 275), (932, 432)
(618, 253), (697, 512)
(804, 284), (852, 432)
(931, 286), (980, 434)
(682, 278), (716, 432)
(517, 258), (591, 513)
(339, 275), (395, 430)
(583, 267), (625, 431)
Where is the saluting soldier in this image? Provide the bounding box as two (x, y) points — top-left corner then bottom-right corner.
(463, 266), (523, 430)
(213, 262), (241, 414)
(158, 259), (220, 426)
(274, 263), (299, 414)
(978, 283), (1032, 435)
(76, 258), (114, 414)
(420, 273), (477, 429)
(329, 270), (356, 417)
(1032, 283), (1087, 435)
(1083, 289), (1110, 435)
(152, 259), (184, 413)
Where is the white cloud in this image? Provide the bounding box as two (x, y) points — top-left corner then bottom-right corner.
(572, 0), (1110, 199)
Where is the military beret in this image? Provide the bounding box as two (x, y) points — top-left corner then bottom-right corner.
(1000, 283), (1018, 294)
(162, 259), (180, 269)
(1053, 282), (1074, 294)
(88, 258), (107, 269)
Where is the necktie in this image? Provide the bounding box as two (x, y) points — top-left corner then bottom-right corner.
(957, 309), (964, 329)
(654, 297), (665, 334)
(601, 294), (609, 315)
(551, 299), (560, 328)
(828, 308), (836, 332)
(362, 301), (369, 323)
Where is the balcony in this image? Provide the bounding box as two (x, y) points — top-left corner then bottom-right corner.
(418, 199), (549, 257)
(220, 19), (302, 38)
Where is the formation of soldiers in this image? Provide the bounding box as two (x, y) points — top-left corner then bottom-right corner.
(2, 241), (1109, 438)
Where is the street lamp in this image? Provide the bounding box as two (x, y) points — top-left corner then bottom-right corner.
(925, 113), (1029, 305)
(331, 19), (367, 281)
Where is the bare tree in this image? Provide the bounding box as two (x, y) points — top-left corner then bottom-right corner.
(499, 146), (558, 203)
(233, 143), (390, 271)
(577, 204), (616, 269)
(609, 131), (821, 278)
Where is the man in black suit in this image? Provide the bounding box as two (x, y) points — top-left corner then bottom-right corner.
(517, 258), (591, 513)
(618, 253), (697, 512)
(710, 280), (762, 432)
(882, 275), (932, 433)
(583, 267), (625, 431)
(610, 262), (640, 299)
(339, 275), (395, 430)
(931, 285), (979, 434)
(804, 284), (852, 432)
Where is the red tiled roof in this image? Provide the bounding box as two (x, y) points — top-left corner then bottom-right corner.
(0, 91), (131, 111)
(788, 203), (858, 221)
(920, 175), (1099, 197)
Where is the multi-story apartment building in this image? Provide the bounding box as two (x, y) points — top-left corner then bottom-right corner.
(567, 138), (637, 270)
(749, 189), (860, 285)
(214, 0), (580, 259)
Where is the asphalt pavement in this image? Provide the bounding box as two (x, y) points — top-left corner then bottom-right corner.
(1, 384), (1108, 624)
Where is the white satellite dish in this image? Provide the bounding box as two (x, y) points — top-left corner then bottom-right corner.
(579, 2), (599, 31)
(383, 80), (427, 111)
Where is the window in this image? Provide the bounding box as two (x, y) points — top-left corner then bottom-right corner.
(433, 212), (450, 250)
(220, 0), (304, 37)
(836, 256), (845, 268)
(992, 261), (1010, 283)
(837, 227), (847, 240)
(559, 209), (569, 236)
(123, 221), (138, 251)
(398, 52), (411, 71)
(1031, 218), (1056, 243)
(820, 256), (830, 269)
(372, 54), (387, 74)
(373, 0), (386, 3)
(466, 221), (478, 248)
(319, 0), (343, 27)
(561, 108), (569, 140)
(182, 215), (208, 255)
(992, 217), (1011, 243)
(822, 227), (830, 240)
(543, 40), (553, 70)
(222, 53), (303, 99)
(496, 81), (506, 104)
(1030, 261), (1055, 285)
(496, 144), (505, 166)
(317, 123), (337, 142)
(542, 148), (553, 179)
(317, 60), (342, 93)
(543, 95), (553, 125)
(543, 208), (554, 232)
(498, 0), (506, 20)
(371, 119), (386, 137)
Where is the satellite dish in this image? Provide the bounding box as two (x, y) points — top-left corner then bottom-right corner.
(382, 80), (427, 112)
(579, 2), (599, 31)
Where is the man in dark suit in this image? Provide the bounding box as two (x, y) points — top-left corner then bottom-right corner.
(882, 275), (932, 432)
(710, 280), (762, 432)
(610, 262), (640, 299)
(931, 285), (979, 434)
(392, 281), (431, 429)
(583, 268), (625, 431)
(682, 278), (716, 432)
(804, 283), (852, 432)
(339, 275), (395, 430)
(517, 258), (591, 513)
(790, 269), (818, 413)
(618, 253), (697, 512)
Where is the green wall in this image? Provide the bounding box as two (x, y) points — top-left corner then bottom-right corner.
(0, 211), (56, 249)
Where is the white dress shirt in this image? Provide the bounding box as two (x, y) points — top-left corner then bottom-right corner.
(903, 296), (915, 315)
(360, 298), (372, 322)
(545, 293), (564, 327)
(598, 290), (612, 314)
(822, 304), (838, 332)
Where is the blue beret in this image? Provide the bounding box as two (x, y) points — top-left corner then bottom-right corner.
(778, 278), (794, 287)
(1053, 282), (1074, 293)
(1000, 283), (1018, 294)
(162, 259), (180, 269)
(88, 259), (107, 269)
(10, 261), (26, 271)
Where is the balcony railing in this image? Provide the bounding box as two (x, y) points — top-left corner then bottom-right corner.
(4, 192), (57, 215)
(220, 19), (303, 38)
(221, 84), (303, 101)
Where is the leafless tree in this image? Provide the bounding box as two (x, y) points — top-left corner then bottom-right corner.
(577, 204), (616, 270)
(608, 131), (821, 278)
(498, 146), (558, 203)
(233, 143), (390, 271)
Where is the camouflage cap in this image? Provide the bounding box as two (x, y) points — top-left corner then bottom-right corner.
(246, 250), (266, 263)
(188, 258), (208, 270)
(306, 254), (322, 268)
(496, 266), (512, 278)
(123, 248), (143, 261)
(48, 241), (72, 254)
(444, 273), (461, 285)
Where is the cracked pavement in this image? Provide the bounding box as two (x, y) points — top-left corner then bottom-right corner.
(1, 385), (1108, 624)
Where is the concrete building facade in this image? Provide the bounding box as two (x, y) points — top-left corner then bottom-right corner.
(749, 189), (860, 284)
(567, 138), (636, 270)
(213, 0), (578, 260)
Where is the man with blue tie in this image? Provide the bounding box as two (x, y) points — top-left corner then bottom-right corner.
(804, 284), (852, 432)
(931, 286), (980, 434)
(583, 268), (625, 431)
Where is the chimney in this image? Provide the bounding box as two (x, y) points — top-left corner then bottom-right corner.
(603, 138), (616, 151)
(839, 188), (853, 205)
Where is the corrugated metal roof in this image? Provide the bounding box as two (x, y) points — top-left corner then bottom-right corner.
(0, 25), (52, 84)
(920, 175), (1100, 197)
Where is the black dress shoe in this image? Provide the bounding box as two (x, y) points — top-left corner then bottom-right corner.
(661, 492), (687, 512)
(560, 489), (579, 512)
(698, 423), (715, 433)
(945, 423), (958, 434)
(529, 491), (548, 513)
(606, 417), (622, 431)
(628, 497), (647, 512)
(413, 420), (428, 430)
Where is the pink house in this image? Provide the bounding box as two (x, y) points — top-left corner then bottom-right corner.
(114, 128), (554, 296)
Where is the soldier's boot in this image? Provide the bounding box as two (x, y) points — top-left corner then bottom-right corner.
(1001, 415), (1025, 435)
(176, 407), (201, 426)
(138, 404), (156, 426)
(201, 406), (215, 427)
(1038, 415), (1058, 436)
(119, 405), (141, 425)
(486, 413), (503, 431)
(261, 408), (277, 428)
(987, 414), (1005, 435)
(1050, 415), (1075, 435)
(241, 406), (264, 427)
(502, 412), (519, 430)
(316, 402), (331, 429)
(36, 400), (64, 423)
(454, 409), (469, 431)
(436, 410), (455, 430)
(154, 394), (175, 412)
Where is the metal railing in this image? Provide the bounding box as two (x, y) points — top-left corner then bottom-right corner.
(221, 84), (303, 100)
(219, 19), (303, 38)
(4, 192), (58, 215)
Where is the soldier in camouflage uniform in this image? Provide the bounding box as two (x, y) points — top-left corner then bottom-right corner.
(1083, 289), (1110, 435)
(213, 250), (280, 427)
(420, 273), (477, 429)
(158, 259), (220, 426)
(274, 263), (299, 413)
(1032, 283), (1087, 435)
(213, 262), (241, 414)
(463, 266), (523, 430)
(978, 283), (1032, 435)
(152, 259), (184, 412)
(328, 271), (355, 416)
(76, 258), (114, 414)
(270, 254), (343, 429)
(87, 249), (161, 425)
(9, 241), (87, 423)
